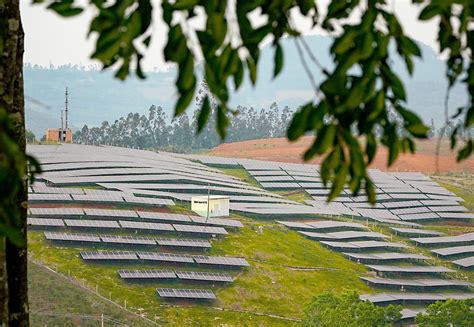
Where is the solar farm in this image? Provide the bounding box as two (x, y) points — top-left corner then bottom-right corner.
(26, 144), (474, 324)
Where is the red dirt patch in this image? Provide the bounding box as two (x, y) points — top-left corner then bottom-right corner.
(208, 137), (473, 173)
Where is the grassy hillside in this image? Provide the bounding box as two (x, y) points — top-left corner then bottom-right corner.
(29, 260), (155, 326)
(27, 217), (373, 325)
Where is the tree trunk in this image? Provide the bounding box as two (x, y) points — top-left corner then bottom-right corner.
(0, 1), (29, 326)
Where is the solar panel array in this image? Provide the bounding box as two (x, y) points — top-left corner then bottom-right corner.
(156, 288), (216, 300)
(80, 251), (250, 267)
(181, 154), (472, 224)
(27, 144), (472, 305)
(44, 232), (212, 249)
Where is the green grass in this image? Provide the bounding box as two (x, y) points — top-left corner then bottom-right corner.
(274, 190), (313, 204)
(29, 260), (154, 326)
(218, 168), (261, 188)
(27, 217), (374, 325)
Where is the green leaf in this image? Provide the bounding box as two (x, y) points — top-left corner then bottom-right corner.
(143, 35), (152, 47)
(172, 0), (199, 10)
(273, 43), (284, 78)
(366, 134), (376, 164)
(465, 106), (474, 127)
(387, 131), (399, 167)
(364, 178), (376, 204)
(247, 57), (257, 85)
(328, 163), (348, 202)
(297, 0), (314, 15)
(399, 36), (422, 57)
(381, 66), (406, 101)
(197, 97), (211, 133)
(48, 1), (83, 17)
(406, 124), (429, 138)
(216, 105), (229, 139)
(366, 90), (385, 121)
(419, 5), (442, 21)
(234, 59), (244, 89)
(177, 56), (195, 92)
(287, 102), (312, 141)
(456, 141), (472, 161)
(174, 88), (195, 116)
(332, 29), (357, 55)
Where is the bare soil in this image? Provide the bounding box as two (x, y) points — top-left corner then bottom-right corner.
(208, 137), (474, 173)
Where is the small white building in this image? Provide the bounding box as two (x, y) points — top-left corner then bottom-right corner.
(191, 195), (230, 218)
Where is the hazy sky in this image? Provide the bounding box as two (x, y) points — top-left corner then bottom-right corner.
(22, 0), (438, 70)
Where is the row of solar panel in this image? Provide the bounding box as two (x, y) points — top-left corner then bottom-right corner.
(118, 269), (233, 282)
(80, 251), (250, 267)
(28, 192), (174, 206)
(44, 232), (211, 248)
(28, 218), (228, 235)
(28, 207), (243, 227)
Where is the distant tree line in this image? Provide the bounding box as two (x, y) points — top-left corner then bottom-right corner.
(72, 102), (293, 152)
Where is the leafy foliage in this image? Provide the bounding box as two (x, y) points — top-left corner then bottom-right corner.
(302, 291), (402, 327)
(33, 0), (474, 203)
(0, 109), (41, 246)
(415, 298), (474, 327)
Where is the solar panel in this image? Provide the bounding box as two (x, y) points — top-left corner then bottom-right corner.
(119, 220), (175, 232)
(44, 231), (101, 242)
(80, 251), (138, 260)
(156, 238), (212, 248)
(360, 292), (474, 304)
(432, 245), (474, 257)
(390, 207), (432, 215)
(64, 219), (121, 229)
(72, 193), (124, 203)
(300, 230), (386, 241)
(193, 255), (250, 267)
(123, 195), (174, 206)
(173, 224), (228, 235)
(305, 220), (368, 231)
(436, 212), (474, 219)
(426, 205), (468, 212)
(361, 277), (473, 288)
(27, 218), (65, 227)
(83, 208), (138, 218)
(175, 271), (233, 282)
(118, 269), (176, 279)
(399, 213), (440, 221)
(28, 193), (73, 201)
(366, 265), (454, 273)
(259, 182), (301, 189)
(452, 256), (474, 268)
(189, 216), (244, 228)
(29, 207), (84, 216)
(411, 232), (474, 246)
(137, 252), (194, 263)
(32, 185), (85, 194)
(100, 235), (157, 245)
(156, 288), (216, 300)
(136, 211), (191, 223)
(391, 228), (442, 237)
(321, 240), (408, 250)
(276, 221), (314, 229)
(343, 252), (429, 262)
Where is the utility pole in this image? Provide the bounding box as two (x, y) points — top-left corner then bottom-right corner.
(65, 87), (69, 130)
(206, 183), (210, 224)
(101, 313), (104, 327)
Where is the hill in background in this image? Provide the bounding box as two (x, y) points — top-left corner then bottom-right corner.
(25, 35), (466, 137)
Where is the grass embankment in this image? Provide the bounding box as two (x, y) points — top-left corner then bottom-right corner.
(28, 218), (372, 325)
(29, 261), (153, 326)
(218, 167), (261, 188)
